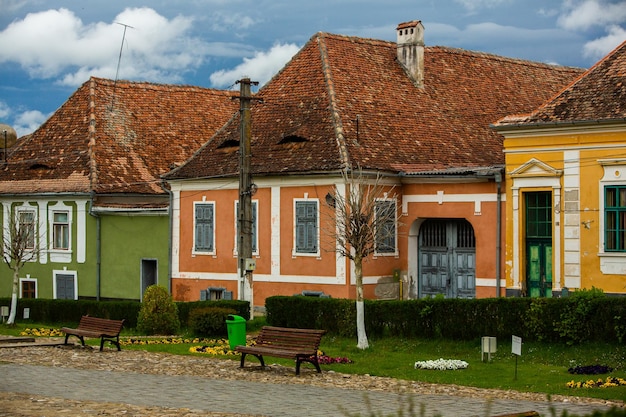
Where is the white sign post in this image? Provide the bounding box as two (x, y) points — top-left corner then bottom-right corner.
(512, 335), (522, 380)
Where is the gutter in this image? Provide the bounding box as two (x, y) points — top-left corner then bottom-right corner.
(495, 169), (502, 297)
(88, 191), (101, 301)
(160, 181), (174, 295)
(491, 117), (626, 131)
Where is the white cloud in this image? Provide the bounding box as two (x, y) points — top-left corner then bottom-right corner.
(583, 24), (626, 59)
(0, 100), (49, 137)
(0, 0), (28, 14)
(14, 109), (48, 137)
(454, 0), (511, 12)
(0, 101), (10, 120)
(558, 0), (626, 31)
(209, 42), (300, 88)
(0, 7), (250, 87)
(209, 11), (258, 33)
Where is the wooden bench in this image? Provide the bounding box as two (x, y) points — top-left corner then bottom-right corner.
(61, 316), (125, 351)
(235, 326), (326, 375)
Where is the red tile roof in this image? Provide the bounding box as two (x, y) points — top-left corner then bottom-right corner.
(0, 77), (238, 196)
(494, 40), (626, 127)
(167, 32), (583, 179)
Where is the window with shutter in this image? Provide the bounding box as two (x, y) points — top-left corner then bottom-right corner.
(194, 203), (215, 252)
(375, 200), (396, 254)
(295, 200), (318, 254)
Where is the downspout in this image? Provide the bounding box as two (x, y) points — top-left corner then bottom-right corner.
(88, 191), (101, 301)
(161, 182), (173, 294)
(495, 170), (502, 297)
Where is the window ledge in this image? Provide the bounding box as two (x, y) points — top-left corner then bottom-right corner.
(192, 251), (216, 257)
(292, 250), (321, 259)
(599, 252), (626, 274)
(49, 250), (72, 263)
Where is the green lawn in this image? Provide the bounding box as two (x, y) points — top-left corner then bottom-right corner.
(2, 322), (625, 403)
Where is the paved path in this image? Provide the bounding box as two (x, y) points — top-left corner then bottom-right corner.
(0, 363), (617, 416)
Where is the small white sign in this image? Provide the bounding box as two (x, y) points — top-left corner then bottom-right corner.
(512, 335), (522, 356)
(23, 308), (30, 319)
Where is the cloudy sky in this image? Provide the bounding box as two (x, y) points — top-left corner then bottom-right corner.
(1, 0), (625, 137)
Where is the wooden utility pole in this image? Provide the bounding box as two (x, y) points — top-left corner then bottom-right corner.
(236, 78), (258, 319)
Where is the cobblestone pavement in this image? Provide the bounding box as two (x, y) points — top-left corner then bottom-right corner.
(0, 342), (623, 416)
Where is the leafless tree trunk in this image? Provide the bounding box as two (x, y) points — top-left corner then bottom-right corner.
(324, 169), (401, 349)
(2, 209), (38, 325)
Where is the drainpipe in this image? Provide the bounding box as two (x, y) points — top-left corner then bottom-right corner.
(88, 192), (101, 301)
(161, 182), (173, 294)
(495, 170), (502, 297)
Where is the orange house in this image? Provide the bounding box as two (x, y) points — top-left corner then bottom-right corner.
(165, 21), (582, 310)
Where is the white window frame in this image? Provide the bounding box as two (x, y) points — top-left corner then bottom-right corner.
(598, 161), (626, 274)
(16, 206), (37, 250)
(53, 269), (78, 300)
(48, 202), (72, 263)
(52, 211), (70, 250)
(293, 198), (320, 257)
(19, 275), (38, 298)
(374, 198), (398, 256)
(234, 200), (258, 256)
(193, 201), (216, 255)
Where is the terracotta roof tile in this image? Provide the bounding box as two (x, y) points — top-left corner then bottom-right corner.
(167, 32), (583, 179)
(494, 40), (626, 126)
(0, 77), (238, 196)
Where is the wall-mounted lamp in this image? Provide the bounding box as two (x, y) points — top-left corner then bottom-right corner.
(325, 192), (336, 208)
(581, 220), (594, 229)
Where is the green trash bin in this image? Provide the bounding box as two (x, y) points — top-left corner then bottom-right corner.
(226, 314), (246, 350)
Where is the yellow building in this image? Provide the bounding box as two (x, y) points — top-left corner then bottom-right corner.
(494, 40), (626, 297)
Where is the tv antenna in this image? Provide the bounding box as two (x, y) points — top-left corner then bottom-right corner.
(110, 22), (134, 111)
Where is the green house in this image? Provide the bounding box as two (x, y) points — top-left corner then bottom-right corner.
(0, 77), (237, 301)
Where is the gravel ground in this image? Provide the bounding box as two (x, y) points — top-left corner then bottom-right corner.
(0, 340), (623, 416)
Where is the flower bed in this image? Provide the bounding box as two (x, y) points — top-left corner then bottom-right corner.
(20, 328), (64, 337)
(19, 329), (353, 364)
(567, 376), (626, 389)
(414, 358), (468, 370)
(568, 364), (614, 375)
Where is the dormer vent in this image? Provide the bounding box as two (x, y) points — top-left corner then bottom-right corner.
(396, 20), (425, 87)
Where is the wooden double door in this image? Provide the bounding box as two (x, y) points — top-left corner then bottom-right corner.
(418, 219), (476, 298)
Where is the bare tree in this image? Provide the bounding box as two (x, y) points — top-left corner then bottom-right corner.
(324, 169), (401, 349)
(1, 209), (38, 325)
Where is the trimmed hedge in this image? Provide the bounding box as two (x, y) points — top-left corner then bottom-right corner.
(0, 298), (139, 327)
(0, 298), (249, 331)
(265, 295), (626, 343)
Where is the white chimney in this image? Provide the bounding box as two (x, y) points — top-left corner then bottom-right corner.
(396, 20), (425, 87)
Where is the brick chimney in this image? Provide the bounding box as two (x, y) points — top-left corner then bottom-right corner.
(396, 20), (424, 87)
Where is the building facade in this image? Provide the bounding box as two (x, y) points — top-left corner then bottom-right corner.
(495, 40), (626, 297)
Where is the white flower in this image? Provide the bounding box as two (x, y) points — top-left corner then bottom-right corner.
(414, 358), (468, 370)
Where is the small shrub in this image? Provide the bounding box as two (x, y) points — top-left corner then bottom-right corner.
(137, 285), (180, 335)
(556, 287), (605, 345)
(188, 307), (236, 337)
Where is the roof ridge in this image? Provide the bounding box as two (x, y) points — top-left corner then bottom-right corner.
(88, 78), (98, 191)
(89, 76), (236, 95)
(426, 45), (583, 71)
(317, 33), (350, 169)
(312, 32), (583, 72)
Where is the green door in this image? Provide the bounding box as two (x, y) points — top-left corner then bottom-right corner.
(525, 192), (553, 298)
(527, 241), (552, 297)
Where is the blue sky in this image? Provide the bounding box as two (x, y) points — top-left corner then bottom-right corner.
(1, 0), (625, 137)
